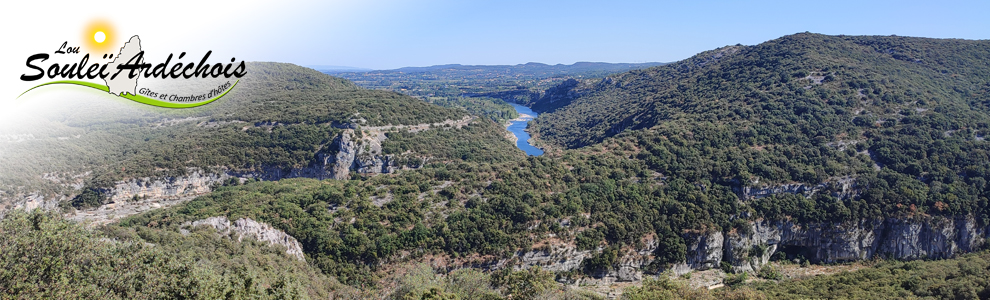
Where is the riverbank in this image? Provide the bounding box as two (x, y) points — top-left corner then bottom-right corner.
(505, 112), (535, 124)
(504, 112), (534, 144)
(505, 103), (544, 156)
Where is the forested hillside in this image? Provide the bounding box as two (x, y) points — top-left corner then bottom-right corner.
(0, 210), (351, 299)
(6, 33), (990, 299)
(534, 33), (990, 148)
(0, 62), (521, 209)
(531, 33), (990, 222)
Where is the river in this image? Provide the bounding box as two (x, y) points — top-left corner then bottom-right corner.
(507, 103), (544, 156)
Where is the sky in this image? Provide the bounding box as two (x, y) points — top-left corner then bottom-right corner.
(1, 0), (988, 101)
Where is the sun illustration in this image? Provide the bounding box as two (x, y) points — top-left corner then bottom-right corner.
(83, 19), (116, 55)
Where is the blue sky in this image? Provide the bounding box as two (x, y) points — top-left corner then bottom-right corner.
(246, 0), (990, 69)
(3, 0), (989, 73)
(0, 0), (987, 117)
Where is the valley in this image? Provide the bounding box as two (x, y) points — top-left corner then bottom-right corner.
(3, 33), (990, 299)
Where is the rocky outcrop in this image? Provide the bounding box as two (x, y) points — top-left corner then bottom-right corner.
(671, 231), (724, 274)
(67, 127), (396, 210)
(504, 247), (593, 273)
(738, 176), (859, 200)
(247, 128), (395, 181)
(478, 215), (988, 282)
(5, 193), (64, 214)
(307, 128), (397, 180)
(107, 171), (232, 203)
(326, 130), (356, 180)
(339, 129), (395, 178)
(29, 117), (474, 216)
(182, 216), (305, 261)
(721, 216), (986, 273)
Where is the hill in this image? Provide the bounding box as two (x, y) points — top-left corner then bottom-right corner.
(0, 62), (522, 210)
(336, 61), (664, 99)
(526, 32), (990, 226)
(532, 33), (990, 149)
(333, 61), (665, 124)
(99, 31), (990, 286)
(7, 34), (990, 299)
(387, 62), (665, 77)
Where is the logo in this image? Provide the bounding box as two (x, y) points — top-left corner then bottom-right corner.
(18, 19), (245, 108)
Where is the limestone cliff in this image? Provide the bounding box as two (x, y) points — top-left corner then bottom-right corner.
(182, 216), (305, 261)
(64, 128), (395, 211)
(5, 193), (63, 215)
(7, 117), (479, 215)
(107, 171), (231, 203)
(243, 128), (395, 181)
(326, 129), (395, 180)
(737, 176), (860, 200)
(478, 215), (988, 283)
(722, 216), (985, 273)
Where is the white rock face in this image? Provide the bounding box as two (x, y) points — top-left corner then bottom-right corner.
(678, 230), (724, 271)
(7, 118), (454, 218)
(509, 247), (592, 272)
(4, 193), (64, 218)
(184, 216), (305, 261)
(616, 267), (642, 282)
(480, 215), (988, 282)
(58, 127), (398, 221)
(739, 176), (859, 200)
(108, 171), (230, 203)
(327, 129), (356, 180)
(722, 216), (985, 273)
(253, 128), (395, 181)
(326, 129), (395, 180)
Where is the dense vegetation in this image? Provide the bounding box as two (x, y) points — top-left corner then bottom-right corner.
(116, 143), (735, 285)
(533, 34), (990, 148)
(531, 33), (990, 223)
(0, 209), (597, 299)
(620, 251), (990, 299)
(0, 210), (346, 299)
(382, 120), (522, 165)
(751, 252), (990, 299)
(1, 62), (520, 208)
(10, 207), (990, 299)
(423, 96), (519, 123)
(6, 33), (990, 299)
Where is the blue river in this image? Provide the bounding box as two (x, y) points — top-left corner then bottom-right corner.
(507, 103), (544, 156)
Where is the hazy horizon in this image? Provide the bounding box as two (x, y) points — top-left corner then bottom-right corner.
(3, 0), (989, 100)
